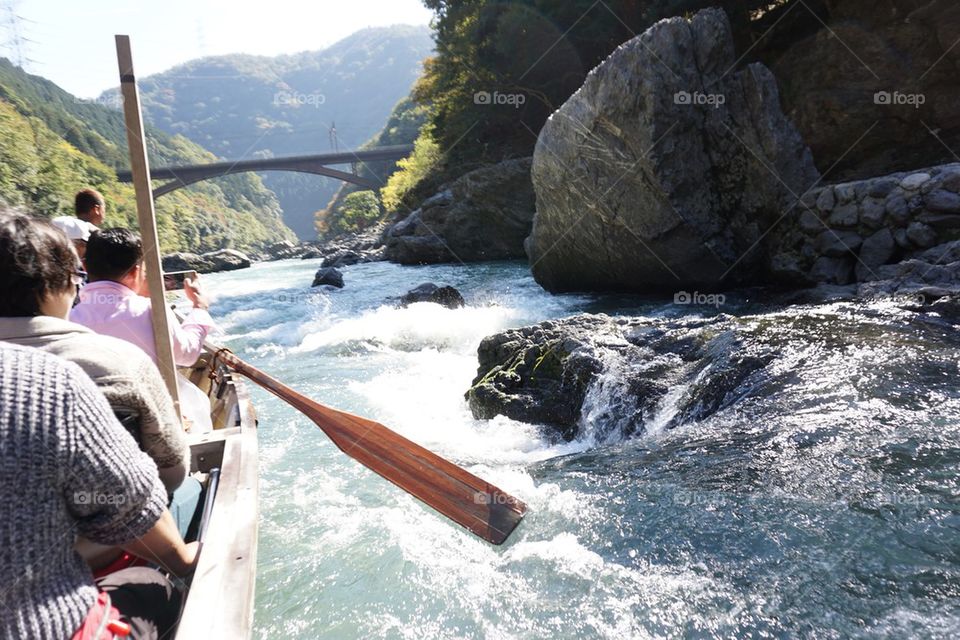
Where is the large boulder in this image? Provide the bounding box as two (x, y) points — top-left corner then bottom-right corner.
(468, 297), (960, 442)
(162, 252), (213, 274)
(466, 313), (774, 441)
(398, 283), (465, 309)
(385, 157), (535, 264)
(526, 8), (819, 293)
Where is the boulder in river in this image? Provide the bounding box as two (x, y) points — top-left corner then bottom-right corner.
(203, 249), (251, 272)
(467, 312), (777, 441)
(162, 249), (250, 274)
(468, 294), (960, 442)
(321, 250), (363, 268)
(399, 283), (465, 309)
(311, 267), (344, 289)
(385, 157), (535, 264)
(162, 252), (213, 274)
(526, 8), (818, 293)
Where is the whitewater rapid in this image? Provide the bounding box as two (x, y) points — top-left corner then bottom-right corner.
(203, 257), (960, 639)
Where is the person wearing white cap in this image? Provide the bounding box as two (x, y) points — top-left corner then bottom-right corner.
(51, 187), (106, 261)
(50, 215), (95, 259)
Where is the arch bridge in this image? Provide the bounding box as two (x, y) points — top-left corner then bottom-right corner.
(115, 145), (414, 198)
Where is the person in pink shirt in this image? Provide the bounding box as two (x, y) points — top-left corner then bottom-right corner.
(70, 228), (217, 431)
(70, 228), (215, 369)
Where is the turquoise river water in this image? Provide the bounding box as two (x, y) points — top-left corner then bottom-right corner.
(203, 258), (960, 639)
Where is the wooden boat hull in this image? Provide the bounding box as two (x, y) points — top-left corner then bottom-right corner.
(176, 351), (259, 639)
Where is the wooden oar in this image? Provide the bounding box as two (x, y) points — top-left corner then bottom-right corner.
(212, 349), (527, 545)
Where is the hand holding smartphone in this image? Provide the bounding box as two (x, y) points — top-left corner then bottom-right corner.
(163, 270), (198, 291)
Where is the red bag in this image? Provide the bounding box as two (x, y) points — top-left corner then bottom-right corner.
(71, 592), (131, 639)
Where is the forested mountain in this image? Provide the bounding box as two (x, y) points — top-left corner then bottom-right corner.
(111, 25), (434, 239)
(0, 58), (296, 253)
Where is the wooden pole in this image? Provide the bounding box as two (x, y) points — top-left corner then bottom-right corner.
(115, 35), (182, 417)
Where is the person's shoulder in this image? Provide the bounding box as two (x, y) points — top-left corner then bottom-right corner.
(0, 341), (95, 393)
(61, 327), (155, 371)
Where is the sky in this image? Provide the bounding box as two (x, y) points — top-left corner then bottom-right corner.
(3, 0), (434, 97)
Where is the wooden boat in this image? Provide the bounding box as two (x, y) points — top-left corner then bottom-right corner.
(112, 32), (525, 637)
(174, 346), (260, 639)
(112, 35), (263, 638)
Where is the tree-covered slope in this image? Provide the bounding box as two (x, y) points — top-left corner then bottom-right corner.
(111, 25), (434, 239)
(0, 58), (296, 253)
(317, 94), (429, 237)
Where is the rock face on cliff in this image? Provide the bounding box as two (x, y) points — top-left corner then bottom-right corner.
(767, 0), (960, 180)
(526, 8), (819, 293)
(385, 157), (535, 264)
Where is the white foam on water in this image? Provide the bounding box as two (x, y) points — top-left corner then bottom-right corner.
(294, 302), (521, 354)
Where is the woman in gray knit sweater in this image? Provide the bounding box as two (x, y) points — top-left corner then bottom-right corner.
(0, 212), (189, 494)
(0, 342), (198, 638)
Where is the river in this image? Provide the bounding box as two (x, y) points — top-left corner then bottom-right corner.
(204, 258), (960, 639)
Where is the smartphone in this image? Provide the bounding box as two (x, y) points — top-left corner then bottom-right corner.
(163, 270), (197, 291)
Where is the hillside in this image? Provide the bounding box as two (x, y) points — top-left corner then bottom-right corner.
(318, 94), (428, 237)
(111, 25), (434, 239)
(0, 58), (296, 253)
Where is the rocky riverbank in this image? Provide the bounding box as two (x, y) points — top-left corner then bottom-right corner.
(162, 223), (388, 274)
(384, 157), (535, 264)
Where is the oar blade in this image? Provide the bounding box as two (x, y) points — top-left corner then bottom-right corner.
(307, 406), (527, 545)
(217, 352), (527, 544)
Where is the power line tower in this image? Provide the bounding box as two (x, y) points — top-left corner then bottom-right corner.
(1, 0), (36, 70)
(329, 121), (340, 152)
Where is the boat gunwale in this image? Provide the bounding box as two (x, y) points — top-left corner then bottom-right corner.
(175, 359), (259, 639)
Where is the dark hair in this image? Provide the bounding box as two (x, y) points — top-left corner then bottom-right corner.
(75, 188), (105, 217)
(85, 227), (143, 281)
(0, 210), (78, 317)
